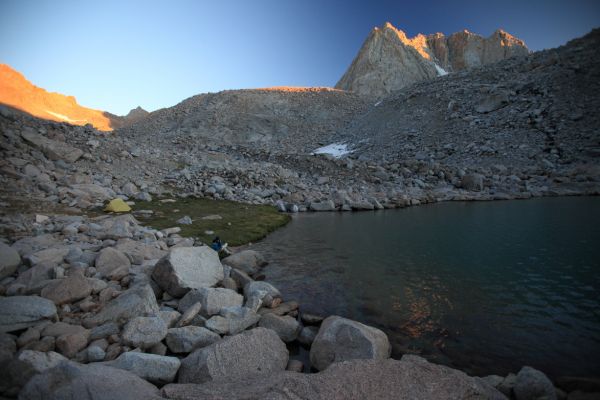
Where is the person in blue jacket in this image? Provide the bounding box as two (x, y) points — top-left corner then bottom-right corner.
(211, 236), (222, 251)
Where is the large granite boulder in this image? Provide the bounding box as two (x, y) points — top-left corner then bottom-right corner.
(178, 327), (288, 384)
(95, 247), (131, 281)
(152, 247), (224, 297)
(221, 250), (267, 275)
(83, 284), (159, 327)
(166, 326), (221, 354)
(0, 242), (20, 280)
(20, 362), (161, 400)
(310, 316), (391, 371)
(514, 366), (557, 400)
(161, 356), (506, 400)
(0, 296), (57, 333)
(40, 270), (92, 305)
(105, 352), (181, 385)
(121, 316), (168, 349)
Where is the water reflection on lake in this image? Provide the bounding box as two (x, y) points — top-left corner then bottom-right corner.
(252, 197), (600, 379)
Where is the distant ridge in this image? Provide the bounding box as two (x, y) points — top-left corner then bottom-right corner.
(0, 64), (147, 131)
(336, 22), (529, 97)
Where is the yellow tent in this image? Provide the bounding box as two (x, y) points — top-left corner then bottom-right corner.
(104, 198), (131, 213)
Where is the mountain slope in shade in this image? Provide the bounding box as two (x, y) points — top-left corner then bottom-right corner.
(0, 64), (147, 131)
(336, 22), (529, 97)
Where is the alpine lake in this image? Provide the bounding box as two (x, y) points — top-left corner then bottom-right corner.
(249, 196), (600, 380)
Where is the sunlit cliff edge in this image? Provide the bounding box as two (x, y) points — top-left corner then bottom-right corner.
(0, 64), (148, 131)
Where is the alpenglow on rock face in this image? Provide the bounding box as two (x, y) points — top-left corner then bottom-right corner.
(336, 22), (529, 97)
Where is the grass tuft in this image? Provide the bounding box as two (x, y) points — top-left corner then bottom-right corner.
(135, 197), (291, 247)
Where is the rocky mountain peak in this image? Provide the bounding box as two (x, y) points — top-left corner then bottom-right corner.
(336, 22), (530, 97)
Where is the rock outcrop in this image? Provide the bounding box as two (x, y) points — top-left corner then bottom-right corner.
(162, 356), (506, 400)
(336, 22), (528, 97)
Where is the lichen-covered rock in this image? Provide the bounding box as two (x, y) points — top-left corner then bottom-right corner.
(178, 327), (288, 384)
(310, 315), (391, 371)
(152, 247), (224, 298)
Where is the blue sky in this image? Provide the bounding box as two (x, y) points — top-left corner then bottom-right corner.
(1, 0), (599, 115)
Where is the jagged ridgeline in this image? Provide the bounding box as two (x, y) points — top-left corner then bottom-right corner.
(336, 22), (529, 97)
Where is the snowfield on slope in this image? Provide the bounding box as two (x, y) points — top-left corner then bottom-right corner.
(311, 143), (351, 158)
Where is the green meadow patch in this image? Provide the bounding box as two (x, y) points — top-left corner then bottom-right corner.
(134, 197), (291, 247)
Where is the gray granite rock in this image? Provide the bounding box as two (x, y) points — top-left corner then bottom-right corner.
(152, 247), (224, 298)
(162, 356), (506, 400)
(258, 313), (301, 342)
(298, 325), (318, 346)
(40, 270), (92, 305)
(0, 242), (20, 280)
(83, 284), (159, 327)
(0, 296), (57, 333)
(95, 247), (131, 280)
(178, 327), (288, 384)
(165, 326), (220, 354)
(6, 350), (68, 388)
(195, 287), (243, 317)
(204, 306), (260, 335)
(514, 366), (557, 400)
(221, 250), (267, 275)
(310, 315), (391, 371)
(20, 362), (161, 400)
(106, 351), (181, 385)
(121, 316), (168, 349)
(21, 129), (84, 163)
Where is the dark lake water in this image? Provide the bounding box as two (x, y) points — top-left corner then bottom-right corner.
(252, 197), (600, 379)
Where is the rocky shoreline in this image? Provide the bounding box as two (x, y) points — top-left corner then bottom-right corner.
(2, 210), (596, 400)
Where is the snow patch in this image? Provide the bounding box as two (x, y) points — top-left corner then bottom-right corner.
(434, 64), (448, 76)
(45, 110), (86, 123)
(312, 143), (351, 158)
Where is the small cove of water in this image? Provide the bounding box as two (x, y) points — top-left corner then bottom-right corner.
(252, 197), (600, 379)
